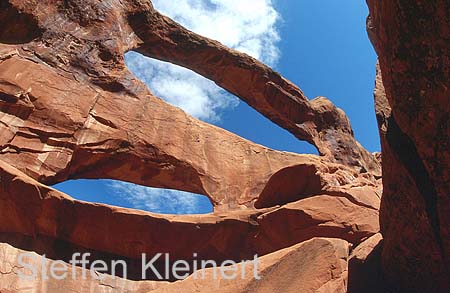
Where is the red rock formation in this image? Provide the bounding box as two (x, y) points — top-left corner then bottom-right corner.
(128, 4), (380, 175)
(0, 241), (161, 292)
(156, 238), (350, 292)
(0, 157), (378, 264)
(348, 233), (385, 293)
(367, 0), (450, 290)
(0, 0), (434, 292)
(0, 238), (350, 292)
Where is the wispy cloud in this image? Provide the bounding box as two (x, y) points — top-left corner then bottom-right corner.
(151, 0), (281, 65)
(106, 181), (213, 214)
(125, 0), (281, 121)
(125, 53), (237, 121)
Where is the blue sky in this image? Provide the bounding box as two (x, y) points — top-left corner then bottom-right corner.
(54, 0), (379, 214)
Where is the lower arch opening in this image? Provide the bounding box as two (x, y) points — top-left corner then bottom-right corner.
(53, 179), (214, 215)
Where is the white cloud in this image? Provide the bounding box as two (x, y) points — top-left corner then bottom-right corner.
(107, 181), (213, 214)
(125, 0), (281, 121)
(151, 0), (280, 65)
(125, 52), (237, 121)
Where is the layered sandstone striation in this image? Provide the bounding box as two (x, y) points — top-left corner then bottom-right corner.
(0, 0), (382, 291)
(1, 0), (447, 291)
(0, 147), (379, 284)
(0, 237), (349, 293)
(0, 0), (381, 210)
(127, 2), (380, 175)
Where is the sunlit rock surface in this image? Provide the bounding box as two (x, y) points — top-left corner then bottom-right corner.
(0, 0), (447, 291)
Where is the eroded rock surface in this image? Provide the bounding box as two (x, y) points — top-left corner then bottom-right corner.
(0, 238), (349, 293)
(368, 0), (450, 290)
(0, 242), (162, 293)
(0, 157), (378, 265)
(156, 237), (350, 293)
(0, 0), (380, 189)
(0, 0), (396, 292)
(348, 233), (385, 293)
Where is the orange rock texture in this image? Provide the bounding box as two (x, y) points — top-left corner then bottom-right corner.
(367, 0), (450, 290)
(0, 0), (447, 292)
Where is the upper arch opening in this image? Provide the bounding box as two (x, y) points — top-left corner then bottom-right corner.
(124, 51), (319, 155)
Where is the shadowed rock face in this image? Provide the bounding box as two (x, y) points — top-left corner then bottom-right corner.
(1, 0), (444, 291)
(0, 1), (43, 44)
(367, 0), (450, 291)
